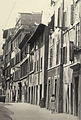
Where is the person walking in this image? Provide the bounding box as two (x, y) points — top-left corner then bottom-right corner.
(50, 94), (56, 113)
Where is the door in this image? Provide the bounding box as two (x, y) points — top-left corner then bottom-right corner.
(36, 86), (38, 105)
(75, 76), (79, 116)
(71, 83), (73, 114)
(40, 84), (42, 100)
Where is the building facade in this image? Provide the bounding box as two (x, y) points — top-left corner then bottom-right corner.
(9, 12), (42, 103)
(2, 28), (15, 102)
(49, 0), (81, 119)
(28, 24), (49, 105)
(62, 0), (81, 119)
(1, 0), (81, 120)
(0, 55), (4, 95)
(46, 0), (64, 113)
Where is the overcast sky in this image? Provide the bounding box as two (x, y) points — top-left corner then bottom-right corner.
(0, 0), (51, 54)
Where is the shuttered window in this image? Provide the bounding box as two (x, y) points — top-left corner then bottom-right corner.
(57, 7), (61, 27)
(15, 52), (20, 64)
(34, 62), (36, 72)
(37, 60), (39, 71)
(69, 41), (74, 62)
(61, 47), (63, 64)
(21, 60), (28, 77)
(40, 57), (42, 70)
(70, 4), (74, 25)
(76, 23), (80, 47)
(10, 58), (15, 67)
(63, 47), (67, 64)
(50, 48), (53, 67)
(56, 43), (59, 65)
(30, 61), (33, 72)
(63, 12), (66, 28)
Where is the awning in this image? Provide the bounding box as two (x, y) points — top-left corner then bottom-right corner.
(19, 33), (30, 49)
(28, 24), (46, 43)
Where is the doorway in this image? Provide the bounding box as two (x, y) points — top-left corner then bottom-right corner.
(71, 83), (73, 114)
(18, 82), (22, 102)
(40, 84), (42, 101)
(36, 86), (38, 105)
(75, 76), (79, 116)
(55, 79), (57, 99)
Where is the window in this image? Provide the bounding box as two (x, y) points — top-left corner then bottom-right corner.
(57, 7), (61, 27)
(63, 12), (67, 28)
(70, 4), (74, 25)
(55, 79), (57, 99)
(37, 60), (39, 71)
(76, 23), (80, 47)
(56, 42), (59, 65)
(21, 61), (28, 77)
(34, 62), (36, 72)
(70, 41), (74, 62)
(30, 61), (33, 72)
(50, 48), (53, 67)
(40, 57), (42, 70)
(63, 46), (67, 64)
(10, 58), (15, 67)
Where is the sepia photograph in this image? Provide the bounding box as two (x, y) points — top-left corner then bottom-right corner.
(0, 0), (80, 120)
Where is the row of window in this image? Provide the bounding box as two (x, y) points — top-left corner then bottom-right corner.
(30, 57), (43, 72)
(21, 60), (29, 78)
(49, 42), (59, 67)
(49, 41), (75, 68)
(50, 4), (75, 32)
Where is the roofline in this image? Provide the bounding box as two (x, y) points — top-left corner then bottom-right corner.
(28, 23), (46, 43)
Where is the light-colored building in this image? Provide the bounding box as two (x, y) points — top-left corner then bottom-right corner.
(46, 0), (64, 113)
(2, 28), (15, 102)
(63, 0), (81, 119)
(10, 12), (42, 102)
(48, 0), (81, 119)
(28, 24), (49, 106)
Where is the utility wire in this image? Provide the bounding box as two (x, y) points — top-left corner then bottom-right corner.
(4, 1), (16, 29)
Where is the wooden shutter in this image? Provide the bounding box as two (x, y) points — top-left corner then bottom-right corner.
(63, 47), (67, 64)
(56, 43), (59, 65)
(63, 12), (66, 28)
(61, 47), (63, 64)
(50, 48), (53, 67)
(57, 7), (60, 27)
(70, 4), (74, 25)
(69, 41), (74, 62)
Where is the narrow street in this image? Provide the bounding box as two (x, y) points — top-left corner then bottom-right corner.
(1, 103), (78, 120)
(0, 103), (13, 120)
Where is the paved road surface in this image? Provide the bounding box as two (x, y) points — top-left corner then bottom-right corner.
(0, 103), (12, 120)
(3, 103), (79, 120)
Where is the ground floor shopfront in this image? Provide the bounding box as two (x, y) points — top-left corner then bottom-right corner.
(63, 63), (81, 120)
(28, 71), (46, 106)
(70, 63), (81, 120)
(5, 77), (29, 103)
(46, 65), (63, 113)
(63, 65), (73, 114)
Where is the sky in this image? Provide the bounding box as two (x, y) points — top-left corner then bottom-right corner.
(0, 0), (51, 54)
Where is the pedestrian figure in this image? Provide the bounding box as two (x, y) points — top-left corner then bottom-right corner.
(50, 94), (56, 113)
